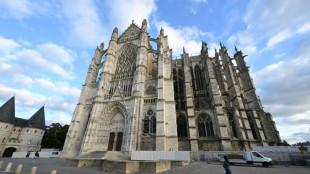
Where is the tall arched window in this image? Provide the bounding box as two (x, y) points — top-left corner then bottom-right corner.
(228, 110), (238, 138)
(107, 44), (137, 98)
(178, 69), (184, 93)
(246, 111), (258, 139)
(143, 109), (156, 134)
(198, 113), (214, 137)
(194, 65), (205, 91)
(173, 68), (178, 92)
(177, 115), (188, 137)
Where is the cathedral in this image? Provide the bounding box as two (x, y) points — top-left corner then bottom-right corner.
(62, 19), (281, 158)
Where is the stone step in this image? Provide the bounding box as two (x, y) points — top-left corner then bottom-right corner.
(103, 151), (131, 161)
(78, 151), (107, 158)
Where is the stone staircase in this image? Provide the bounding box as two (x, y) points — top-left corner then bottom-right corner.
(78, 151), (131, 161)
(78, 151), (107, 159)
(103, 151), (131, 161)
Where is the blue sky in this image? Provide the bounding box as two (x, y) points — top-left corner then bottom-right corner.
(0, 0), (309, 144)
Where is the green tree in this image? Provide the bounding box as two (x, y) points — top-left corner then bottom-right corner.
(41, 123), (69, 150)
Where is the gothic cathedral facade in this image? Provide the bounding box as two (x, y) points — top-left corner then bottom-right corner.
(62, 20), (281, 158)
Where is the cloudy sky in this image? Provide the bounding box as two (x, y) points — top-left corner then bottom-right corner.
(0, 0), (309, 144)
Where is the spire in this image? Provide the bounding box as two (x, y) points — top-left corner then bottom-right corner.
(142, 19), (147, 32)
(183, 46), (186, 54)
(235, 45), (238, 52)
(160, 28), (164, 35)
(111, 27), (118, 41)
(202, 41), (207, 53)
(0, 96), (15, 124)
(220, 41), (222, 48)
(100, 43), (104, 52)
(25, 106), (46, 130)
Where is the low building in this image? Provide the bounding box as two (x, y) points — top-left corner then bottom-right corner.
(0, 96), (46, 157)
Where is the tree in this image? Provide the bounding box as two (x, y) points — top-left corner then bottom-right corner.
(282, 140), (290, 146)
(41, 123), (69, 150)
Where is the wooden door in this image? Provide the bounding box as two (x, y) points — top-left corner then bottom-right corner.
(107, 132), (115, 151)
(115, 132), (123, 151)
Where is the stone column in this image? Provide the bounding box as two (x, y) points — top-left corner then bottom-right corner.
(182, 48), (198, 151)
(128, 20), (148, 151)
(202, 49), (231, 150)
(156, 28), (178, 151)
(62, 43), (105, 158)
(219, 45), (252, 151)
(79, 28), (118, 154)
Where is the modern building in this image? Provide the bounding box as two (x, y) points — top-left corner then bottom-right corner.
(62, 19), (281, 158)
(0, 96), (45, 157)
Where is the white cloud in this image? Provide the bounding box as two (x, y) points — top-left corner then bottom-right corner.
(154, 20), (207, 56)
(190, 0), (207, 3)
(0, 0), (50, 19)
(274, 53), (285, 59)
(0, 37), (76, 80)
(0, 81), (79, 114)
(34, 78), (81, 99)
(0, 84), (46, 107)
(297, 23), (310, 34)
(251, 34), (310, 144)
(18, 39), (32, 46)
(188, 0), (207, 14)
(229, 0), (310, 59)
(45, 112), (72, 125)
(16, 49), (72, 79)
(62, 0), (106, 46)
(244, 0), (310, 36)
(37, 43), (75, 67)
(0, 36), (20, 52)
(107, 0), (157, 32)
(13, 74), (33, 88)
(0, 0), (32, 19)
(275, 115), (310, 144)
(243, 45), (257, 54)
(266, 30), (292, 49)
(207, 42), (219, 57)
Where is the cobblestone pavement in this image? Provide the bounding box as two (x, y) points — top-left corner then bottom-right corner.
(0, 158), (309, 174)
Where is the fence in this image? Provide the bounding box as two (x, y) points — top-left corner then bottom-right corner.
(131, 151), (190, 162)
(193, 151), (310, 166)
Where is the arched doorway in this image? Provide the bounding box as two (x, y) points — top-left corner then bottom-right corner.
(107, 113), (124, 151)
(2, 147), (16, 157)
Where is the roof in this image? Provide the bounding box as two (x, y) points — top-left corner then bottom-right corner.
(0, 97), (46, 129)
(0, 96), (15, 124)
(25, 106), (46, 130)
(13, 117), (28, 127)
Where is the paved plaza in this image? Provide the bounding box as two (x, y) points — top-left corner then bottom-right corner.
(0, 158), (309, 174)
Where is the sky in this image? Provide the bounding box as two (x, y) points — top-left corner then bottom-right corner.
(0, 0), (309, 144)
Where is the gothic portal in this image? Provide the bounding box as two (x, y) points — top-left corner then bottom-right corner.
(62, 19), (281, 158)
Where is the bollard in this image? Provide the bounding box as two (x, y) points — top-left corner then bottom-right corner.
(30, 167), (37, 174)
(5, 162), (12, 172)
(50, 170), (57, 174)
(15, 164), (23, 174)
(0, 161), (3, 169)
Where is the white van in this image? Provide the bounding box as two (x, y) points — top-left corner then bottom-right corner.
(219, 151), (272, 167)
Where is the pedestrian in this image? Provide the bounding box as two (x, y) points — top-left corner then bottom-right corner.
(32, 151), (39, 164)
(223, 156), (232, 174)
